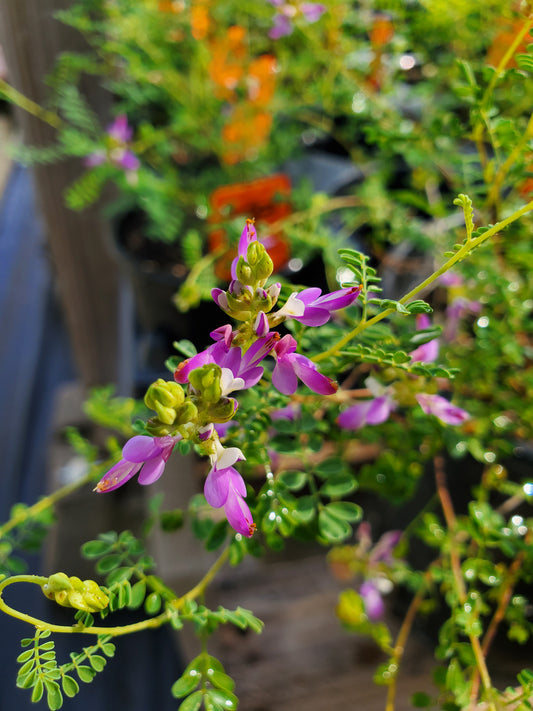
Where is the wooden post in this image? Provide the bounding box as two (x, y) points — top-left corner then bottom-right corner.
(0, 0), (121, 387)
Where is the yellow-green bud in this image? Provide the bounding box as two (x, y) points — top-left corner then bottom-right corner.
(235, 257), (254, 286)
(188, 364), (222, 403)
(246, 241), (273, 282)
(206, 396), (238, 423)
(145, 418), (175, 437)
(174, 399), (199, 425)
(42, 573), (109, 613)
(144, 379), (185, 424)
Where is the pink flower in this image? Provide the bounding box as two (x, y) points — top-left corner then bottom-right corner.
(337, 378), (396, 430)
(204, 444), (255, 537)
(277, 285), (362, 327)
(267, 0), (326, 38)
(271, 335), (337, 395)
(360, 581), (385, 621)
(415, 393), (470, 425)
(85, 114), (139, 172)
(95, 435), (180, 492)
(410, 314), (439, 363)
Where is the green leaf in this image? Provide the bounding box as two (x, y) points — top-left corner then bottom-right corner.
(292, 495), (316, 523)
(88, 655), (106, 672)
(206, 688), (238, 710)
(145, 592), (162, 615)
(325, 501), (362, 523)
(178, 690), (203, 711)
(411, 691), (432, 707)
(61, 675), (80, 698)
(45, 679), (63, 710)
(314, 457), (346, 478)
(278, 470), (307, 491)
(171, 671), (201, 698)
(128, 580), (147, 609)
(319, 476), (357, 498)
(95, 554), (123, 574)
(76, 665), (96, 683)
(205, 521), (228, 552)
(32, 678), (44, 703)
(318, 508), (352, 542)
(81, 540), (115, 558)
(207, 670), (235, 692)
(173, 340), (197, 358)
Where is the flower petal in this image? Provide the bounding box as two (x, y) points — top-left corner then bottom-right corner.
(272, 358), (299, 395)
(137, 455), (167, 485)
(360, 581), (385, 621)
(366, 396), (394, 425)
(123, 436), (163, 463)
(224, 487), (254, 537)
(291, 354), (337, 395)
(337, 401), (372, 430)
(205, 467), (230, 507)
(95, 460), (141, 493)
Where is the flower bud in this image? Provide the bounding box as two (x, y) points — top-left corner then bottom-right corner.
(42, 573), (109, 613)
(188, 364), (222, 403)
(145, 379), (185, 425)
(246, 241), (273, 283)
(206, 396), (238, 423)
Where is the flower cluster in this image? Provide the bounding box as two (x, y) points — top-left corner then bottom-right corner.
(96, 220), (361, 537)
(85, 115), (139, 174)
(338, 314), (470, 431)
(267, 0), (326, 39)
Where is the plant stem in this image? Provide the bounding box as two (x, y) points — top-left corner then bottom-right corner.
(0, 472), (95, 540)
(0, 80), (63, 129)
(433, 456), (495, 710)
(313, 199), (533, 363)
(385, 572), (430, 711)
(0, 546), (231, 636)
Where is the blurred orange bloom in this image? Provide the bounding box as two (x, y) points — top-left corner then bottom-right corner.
(208, 26), (247, 100)
(247, 55), (277, 106)
(221, 106), (273, 165)
(486, 17), (531, 69)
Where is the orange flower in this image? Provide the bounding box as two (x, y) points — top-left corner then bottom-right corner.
(247, 55), (277, 107)
(209, 174), (292, 279)
(158, 0), (185, 12)
(191, 0), (210, 40)
(486, 17), (531, 69)
(208, 26), (247, 101)
(221, 106), (273, 165)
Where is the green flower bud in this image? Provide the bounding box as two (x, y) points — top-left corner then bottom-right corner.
(235, 257), (254, 286)
(174, 399), (199, 425)
(188, 364), (222, 403)
(144, 379), (185, 424)
(42, 573), (109, 613)
(206, 396), (238, 423)
(246, 241), (273, 282)
(145, 418), (175, 437)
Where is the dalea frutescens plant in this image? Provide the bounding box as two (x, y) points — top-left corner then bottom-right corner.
(2, 204), (533, 711)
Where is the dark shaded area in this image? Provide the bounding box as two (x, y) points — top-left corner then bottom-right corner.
(0, 165), (182, 711)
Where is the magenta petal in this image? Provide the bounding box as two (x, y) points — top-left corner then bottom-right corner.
(108, 114), (132, 142)
(224, 488), (254, 537)
(337, 401), (372, 430)
(314, 286), (361, 310)
(269, 14), (293, 38)
(366, 396), (393, 425)
(174, 350), (213, 383)
(410, 338), (439, 363)
(301, 3), (326, 22)
(295, 306), (331, 327)
(123, 436), (162, 463)
(360, 581), (385, 621)
(96, 460), (141, 493)
(84, 152), (106, 167)
(118, 150), (140, 171)
(205, 468), (230, 508)
(240, 365), (264, 389)
(272, 359), (299, 395)
(416, 393), (470, 425)
(137, 455), (166, 485)
(297, 287), (323, 305)
(291, 354), (337, 395)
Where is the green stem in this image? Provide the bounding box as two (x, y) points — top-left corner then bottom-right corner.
(0, 80), (63, 130)
(0, 546), (231, 637)
(0, 472), (95, 540)
(313, 199), (533, 363)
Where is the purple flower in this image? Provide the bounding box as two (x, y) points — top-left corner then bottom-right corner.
(95, 435), (180, 492)
(416, 393), (470, 425)
(267, 1), (326, 39)
(337, 396), (395, 430)
(85, 114), (139, 172)
(175, 330), (278, 391)
(360, 580), (385, 621)
(204, 443), (255, 537)
(271, 335), (337, 395)
(277, 285), (362, 327)
(410, 314), (439, 363)
(444, 297), (482, 341)
(231, 220), (257, 280)
(270, 403), (301, 421)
